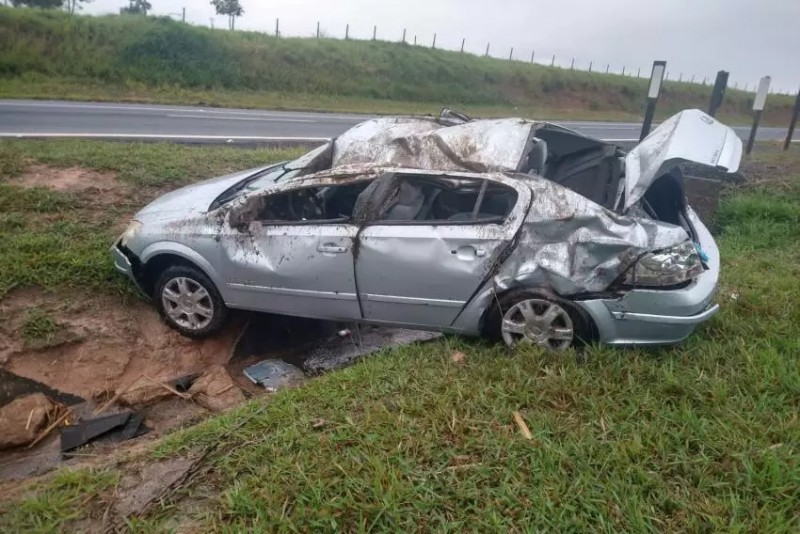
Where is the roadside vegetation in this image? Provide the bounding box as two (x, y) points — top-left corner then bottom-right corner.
(0, 6), (796, 125)
(0, 140), (798, 531)
(0, 139), (304, 298)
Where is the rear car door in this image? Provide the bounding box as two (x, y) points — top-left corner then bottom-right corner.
(354, 171), (531, 328)
(221, 176), (373, 321)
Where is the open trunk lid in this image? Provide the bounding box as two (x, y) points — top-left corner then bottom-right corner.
(623, 109), (742, 210)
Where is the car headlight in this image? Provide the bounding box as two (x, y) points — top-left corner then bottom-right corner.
(623, 241), (705, 287)
(119, 220), (142, 248)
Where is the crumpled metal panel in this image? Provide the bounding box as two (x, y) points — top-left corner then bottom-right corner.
(492, 177), (690, 295)
(332, 117), (537, 173)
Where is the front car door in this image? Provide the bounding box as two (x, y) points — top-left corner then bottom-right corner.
(354, 170), (531, 329)
(220, 175), (374, 321)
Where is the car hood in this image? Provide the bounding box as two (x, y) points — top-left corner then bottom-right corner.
(135, 165), (272, 221)
(623, 109), (742, 210)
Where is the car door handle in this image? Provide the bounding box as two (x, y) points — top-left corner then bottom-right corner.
(317, 244), (348, 254)
(451, 245), (487, 259)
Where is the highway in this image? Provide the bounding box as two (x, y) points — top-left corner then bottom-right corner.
(0, 99), (794, 144)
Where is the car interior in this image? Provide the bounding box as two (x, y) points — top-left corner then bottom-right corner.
(251, 174), (517, 225)
(523, 124), (625, 210)
(373, 174), (517, 223)
(255, 181), (372, 223)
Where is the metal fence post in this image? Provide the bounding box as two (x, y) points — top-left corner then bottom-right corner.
(746, 76), (771, 154)
(570, 58), (574, 69)
(589, 61), (592, 72)
(402, 28), (406, 43)
(640, 60), (667, 141)
(530, 50), (535, 63)
(708, 70), (729, 117)
(345, 24), (349, 40)
(509, 47), (513, 60)
(551, 54), (555, 67)
(182, 7), (185, 22)
(622, 66), (625, 75)
(485, 43), (490, 57)
(460, 38), (465, 52)
(784, 88), (800, 150)
(432, 33), (436, 49)
(637, 67), (641, 78)
(316, 21), (320, 38)
(373, 25), (376, 40)
(605, 64), (609, 73)
(275, 18), (279, 37)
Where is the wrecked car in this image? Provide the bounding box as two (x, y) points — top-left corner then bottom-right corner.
(112, 109), (741, 350)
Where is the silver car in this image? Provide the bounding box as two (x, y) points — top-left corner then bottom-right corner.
(112, 109), (740, 350)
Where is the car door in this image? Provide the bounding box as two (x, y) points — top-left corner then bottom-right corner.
(220, 176), (373, 321)
(354, 171), (531, 328)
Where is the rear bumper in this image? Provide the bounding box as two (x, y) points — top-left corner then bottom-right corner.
(576, 297), (718, 345)
(575, 209), (720, 346)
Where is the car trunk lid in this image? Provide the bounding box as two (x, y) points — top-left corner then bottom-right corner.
(623, 109), (742, 210)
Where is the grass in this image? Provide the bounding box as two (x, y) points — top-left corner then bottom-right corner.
(0, 6), (796, 126)
(1, 469), (118, 531)
(20, 308), (66, 349)
(1, 144), (799, 531)
(0, 139), (304, 297)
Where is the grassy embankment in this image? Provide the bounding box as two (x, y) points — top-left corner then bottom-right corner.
(0, 6), (795, 125)
(0, 139), (798, 531)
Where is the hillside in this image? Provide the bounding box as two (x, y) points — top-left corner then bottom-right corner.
(0, 7), (795, 124)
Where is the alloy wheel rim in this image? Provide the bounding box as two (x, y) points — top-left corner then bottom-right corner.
(501, 298), (574, 350)
(161, 276), (214, 331)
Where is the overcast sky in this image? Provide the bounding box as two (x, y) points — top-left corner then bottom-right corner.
(83, 0), (800, 93)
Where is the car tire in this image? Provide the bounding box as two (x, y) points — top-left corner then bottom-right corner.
(153, 265), (228, 339)
(486, 289), (592, 351)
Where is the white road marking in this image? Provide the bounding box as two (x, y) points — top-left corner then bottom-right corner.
(0, 100), (365, 121)
(166, 113), (316, 122)
(0, 132), (330, 141)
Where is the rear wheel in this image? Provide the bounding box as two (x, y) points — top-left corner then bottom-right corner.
(154, 265), (227, 338)
(487, 289), (590, 350)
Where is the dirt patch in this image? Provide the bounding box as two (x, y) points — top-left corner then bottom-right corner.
(12, 165), (122, 193)
(0, 288), (244, 402)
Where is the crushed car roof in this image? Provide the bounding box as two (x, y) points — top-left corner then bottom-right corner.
(331, 116), (540, 174)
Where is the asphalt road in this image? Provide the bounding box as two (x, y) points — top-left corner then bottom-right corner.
(0, 99), (794, 144)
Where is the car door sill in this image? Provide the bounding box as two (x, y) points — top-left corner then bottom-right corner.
(228, 283), (358, 301)
(361, 293), (465, 307)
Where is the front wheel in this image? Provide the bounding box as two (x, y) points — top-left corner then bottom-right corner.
(154, 265), (228, 338)
(487, 290), (590, 350)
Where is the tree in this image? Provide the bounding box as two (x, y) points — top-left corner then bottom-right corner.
(120, 0), (151, 15)
(11, 0), (64, 8)
(210, 0), (243, 30)
(64, 0), (89, 14)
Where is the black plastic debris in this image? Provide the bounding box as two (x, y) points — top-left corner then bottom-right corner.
(60, 410), (148, 453)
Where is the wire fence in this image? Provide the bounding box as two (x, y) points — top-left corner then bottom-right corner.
(243, 17), (797, 96)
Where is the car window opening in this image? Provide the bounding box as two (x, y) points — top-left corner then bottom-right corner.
(256, 181), (372, 224)
(379, 175), (517, 223)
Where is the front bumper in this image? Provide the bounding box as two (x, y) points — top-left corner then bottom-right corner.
(111, 241), (148, 296)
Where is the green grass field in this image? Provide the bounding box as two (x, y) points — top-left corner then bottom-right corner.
(0, 6), (796, 126)
(0, 141), (799, 531)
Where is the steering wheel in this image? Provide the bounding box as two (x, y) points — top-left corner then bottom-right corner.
(288, 190), (324, 220)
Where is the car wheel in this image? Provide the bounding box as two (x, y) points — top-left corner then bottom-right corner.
(488, 290), (590, 351)
(154, 265), (228, 339)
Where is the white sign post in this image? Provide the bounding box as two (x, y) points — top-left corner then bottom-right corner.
(640, 61), (667, 141)
(746, 76), (771, 154)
